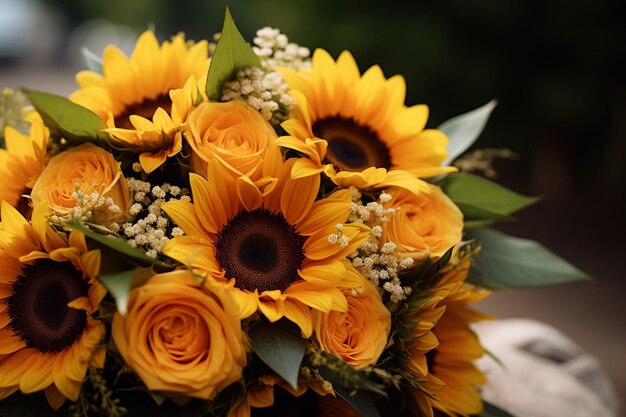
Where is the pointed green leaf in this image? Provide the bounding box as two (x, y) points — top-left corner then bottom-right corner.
(249, 319), (306, 390)
(99, 267), (154, 315)
(98, 269), (134, 315)
(81, 46), (103, 73)
(473, 401), (516, 417)
(441, 174), (539, 226)
(440, 100), (497, 165)
(66, 222), (154, 267)
(205, 7), (262, 100)
(335, 387), (381, 417)
(467, 228), (590, 289)
(23, 89), (108, 144)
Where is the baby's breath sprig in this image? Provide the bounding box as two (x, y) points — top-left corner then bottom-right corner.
(118, 177), (190, 259)
(343, 187), (415, 303)
(252, 27), (311, 70)
(221, 67), (296, 125)
(49, 187), (121, 226)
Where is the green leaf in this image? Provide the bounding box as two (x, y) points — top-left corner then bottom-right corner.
(467, 228), (590, 289)
(81, 46), (103, 73)
(474, 401), (516, 417)
(66, 222), (154, 268)
(205, 7), (262, 100)
(442, 174), (539, 226)
(335, 386), (381, 417)
(313, 350), (386, 397)
(23, 89), (108, 144)
(98, 267), (153, 315)
(249, 319), (306, 390)
(440, 100), (497, 165)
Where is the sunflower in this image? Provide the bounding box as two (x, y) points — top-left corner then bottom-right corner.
(276, 49), (455, 194)
(407, 257), (492, 417)
(70, 31), (208, 173)
(0, 202), (106, 409)
(0, 114), (49, 217)
(162, 148), (369, 336)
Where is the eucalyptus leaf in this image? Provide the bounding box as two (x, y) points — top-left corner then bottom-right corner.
(249, 319), (306, 390)
(442, 174), (539, 226)
(81, 46), (103, 73)
(474, 401), (516, 417)
(467, 228), (589, 289)
(440, 100), (497, 166)
(205, 7), (262, 100)
(23, 89), (108, 144)
(66, 222), (154, 267)
(335, 386), (381, 417)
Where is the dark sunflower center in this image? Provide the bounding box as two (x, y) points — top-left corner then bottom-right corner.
(215, 208), (306, 293)
(313, 116), (391, 171)
(116, 94), (172, 130)
(7, 259), (89, 353)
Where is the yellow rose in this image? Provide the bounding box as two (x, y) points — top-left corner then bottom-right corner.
(386, 184), (463, 259)
(111, 270), (247, 401)
(185, 101), (277, 180)
(312, 281), (390, 369)
(30, 143), (129, 225)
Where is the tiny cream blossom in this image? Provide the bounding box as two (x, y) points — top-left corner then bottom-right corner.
(345, 189), (414, 303)
(120, 180), (191, 258)
(252, 26), (311, 70)
(221, 66), (295, 125)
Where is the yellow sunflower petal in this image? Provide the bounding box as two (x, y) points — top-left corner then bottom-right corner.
(283, 300), (313, 338)
(161, 199), (210, 239)
(284, 281), (347, 313)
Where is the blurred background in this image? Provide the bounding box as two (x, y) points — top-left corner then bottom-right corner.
(0, 0), (624, 410)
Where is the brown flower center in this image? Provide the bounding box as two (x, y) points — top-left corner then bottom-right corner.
(115, 94), (172, 130)
(215, 208), (306, 293)
(7, 259), (89, 353)
(313, 116), (391, 172)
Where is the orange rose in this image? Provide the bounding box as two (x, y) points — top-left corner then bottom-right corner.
(30, 143), (129, 225)
(185, 100), (276, 180)
(386, 184), (463, 259)
(312, 281), (390, 369)
(111, 270), (247, 401)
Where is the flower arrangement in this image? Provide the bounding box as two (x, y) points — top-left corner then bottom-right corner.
(0, 8), (588, 417)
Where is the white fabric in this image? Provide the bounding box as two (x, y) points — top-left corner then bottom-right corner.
(474, 319), (619, 417)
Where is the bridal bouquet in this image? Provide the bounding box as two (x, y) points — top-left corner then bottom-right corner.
(0, 8), (587, 417)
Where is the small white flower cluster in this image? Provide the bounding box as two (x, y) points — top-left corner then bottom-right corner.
(221, 67), (296, 125)
(327, 223), (349, 248)
(114, 178), (189, 259)
(50, 188), (121, 225)
(345, 187), (414, 303)
(253, 27), (311, 70)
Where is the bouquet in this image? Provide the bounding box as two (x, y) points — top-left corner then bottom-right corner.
(0, 8), (588, 417)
